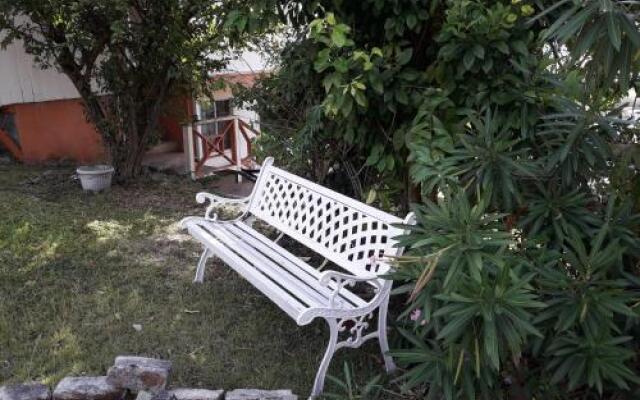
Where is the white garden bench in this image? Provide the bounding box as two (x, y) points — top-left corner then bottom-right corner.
(180, 157), (413, 398)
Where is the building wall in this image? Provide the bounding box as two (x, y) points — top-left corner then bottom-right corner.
(0, 36), (101, 163)
(0, 36), (265, 164)
(6, 99), (106, 163)
(6, 97), (195, 164)
(4, 92), (258, 165)
(0, 40), (81, 107)
(159, 96), (192, 150)
(621, 89), (638, 121)
(224, 51), (269, 74)
(0, 37), (267, 108)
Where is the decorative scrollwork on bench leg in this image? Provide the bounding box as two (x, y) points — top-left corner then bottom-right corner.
(310, 311), (384, 399)
(322, 271), (383, 310)
(335, 313), (377, 350)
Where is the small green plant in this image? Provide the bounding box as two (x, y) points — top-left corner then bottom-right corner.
(322, 363), (384, 400)
(322, 362), (420, 400)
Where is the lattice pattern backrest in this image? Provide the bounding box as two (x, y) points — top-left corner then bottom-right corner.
(248, 165), (405, 277)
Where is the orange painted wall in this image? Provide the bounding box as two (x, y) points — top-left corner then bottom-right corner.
(6, 97), (189, 164)
(9, 99), (106, 164)
(159, 96), (192, 150)
(2, 72), (262, 164)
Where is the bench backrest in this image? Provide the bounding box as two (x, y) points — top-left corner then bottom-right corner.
(247, 158), (409, 278)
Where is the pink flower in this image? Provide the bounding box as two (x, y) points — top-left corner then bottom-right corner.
(410, 309), (422, 321)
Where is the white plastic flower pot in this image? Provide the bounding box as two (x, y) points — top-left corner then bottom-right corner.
(76, 165), (115, 192)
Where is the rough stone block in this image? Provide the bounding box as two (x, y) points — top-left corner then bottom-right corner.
(53, 376), (122, 400)
(0, 382), (50, 400)
(135, 392), (153, 400)
(106, 356), (171, 393)
(146, 389), (223, 400)
(225, 389), (297, 400)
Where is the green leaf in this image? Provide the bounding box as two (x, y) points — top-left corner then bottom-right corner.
(463, 50), (475, 70)
(437, 311), (476, 342)
(322, 73), (341, 92)
(606, 12), (622, 51)
(368, 73), (384, 94)
(512, 40), (528, 55)
(333, 58), (349, 73)
(365, 188), (376, 204)
(393, 128), (405, 150)
(397, 48), (413, 65)
(406, 14), (418, 30)
(341, 96), (353, 116)
(620, 16), (640, 48)
(385, 154), (395, 171)
(365, 145), (383, 166)
(326, 13), (336, 25)
(314, 49), (332, 72)
(472, 45), (485, 60)
(396, 89), (409, 105)
(354, 90), (368, 108)
(331, 26), (347, 47)
(495, 41), (510, 54)
(484, 318), (500, 370)
(371, 47), (384, 58)
(482, 57), (494, 73)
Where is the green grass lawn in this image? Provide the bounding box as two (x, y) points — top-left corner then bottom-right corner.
(0, 163), (384, 395)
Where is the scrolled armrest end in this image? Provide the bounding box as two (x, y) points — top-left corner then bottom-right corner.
(194, 192), (250, 221)
(196, 192), (213, 205)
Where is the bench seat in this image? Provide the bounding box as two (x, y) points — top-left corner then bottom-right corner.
(184, 217), (369, 325)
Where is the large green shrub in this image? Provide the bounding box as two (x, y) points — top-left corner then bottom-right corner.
(393, 192), (639, 398)
(238, 1), (639, 397)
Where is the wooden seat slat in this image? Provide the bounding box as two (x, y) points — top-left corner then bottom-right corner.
(229, 222), (367, 308)
(199, 222), (335, 309)
(186, 223), (307, 320)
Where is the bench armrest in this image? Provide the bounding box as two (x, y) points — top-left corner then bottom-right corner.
(296, 270), (392, 325)
(319, 270), (385, 308)
(195, 192), (251, 221)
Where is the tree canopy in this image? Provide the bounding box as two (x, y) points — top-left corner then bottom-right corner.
(0, 0), (260, 180)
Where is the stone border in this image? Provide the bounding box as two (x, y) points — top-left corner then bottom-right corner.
(0, 356), (297, 400)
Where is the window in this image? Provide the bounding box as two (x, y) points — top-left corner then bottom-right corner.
(199, 99), (232, 121)
(197, 99), (234, 150)
(215, 100), (231, 118)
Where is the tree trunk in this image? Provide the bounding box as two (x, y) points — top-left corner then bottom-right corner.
(108, 99), (166, 182)
(57, 49), (171, 183)
(110, 136), (144, 182)
(107, 112), (149, 183)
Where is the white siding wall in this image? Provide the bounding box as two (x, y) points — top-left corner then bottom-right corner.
(225, 51), (268, 73)
(621, 89), (638, 121)
(0, 40), (80, 107)
(0, 36), (267, 114)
